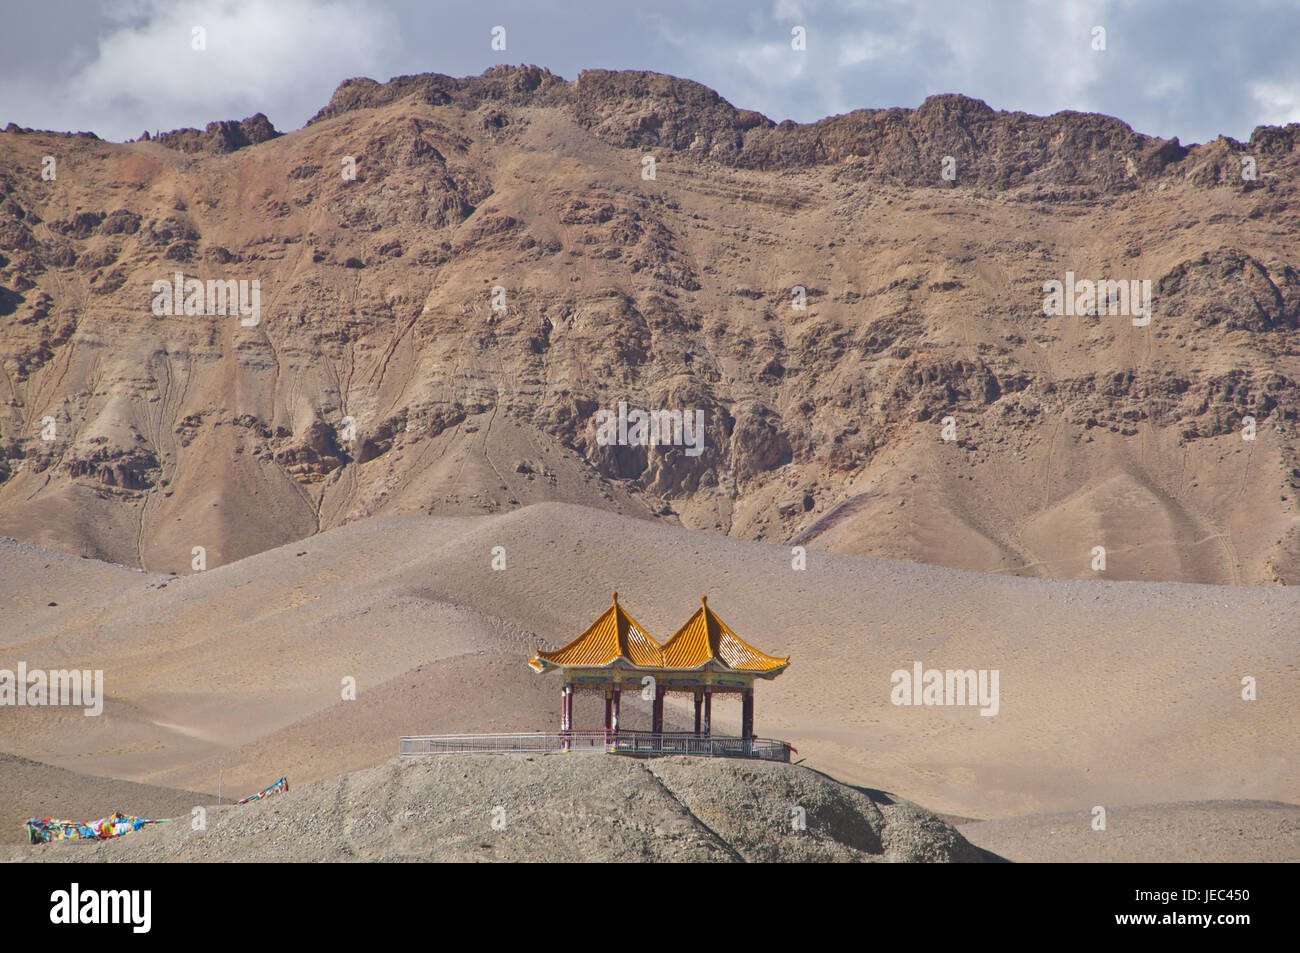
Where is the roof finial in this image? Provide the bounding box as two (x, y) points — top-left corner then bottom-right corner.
(701, 594), (708, 607)
(612, 591), (619, 605)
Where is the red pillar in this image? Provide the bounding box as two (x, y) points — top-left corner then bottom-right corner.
(652, 686), (665, 735)
(604, 689), (612, 734)
(693, 691), (702, 735)
(742, 686), (754, 740)
(703, 688), (712, 737)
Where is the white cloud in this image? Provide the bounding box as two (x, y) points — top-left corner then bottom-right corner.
(771, 0), (809, 22)
(1250, 81), (1300, 127)
(50, 0), (397, 139)
(837, 30), (891, 69)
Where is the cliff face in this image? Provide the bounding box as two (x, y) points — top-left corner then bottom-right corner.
(1, 65), (1298, 583)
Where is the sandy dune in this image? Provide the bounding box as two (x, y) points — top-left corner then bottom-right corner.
(959, 800), (1300, 863)
(2, 502), (1296, 860)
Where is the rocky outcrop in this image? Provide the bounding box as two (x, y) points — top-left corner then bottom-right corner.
(1157, 249), (1300, 332)
(153, 113), (281, 154)
(64, 442), (160, 490)
(306, 65), (568, 125)
(273, 421), (348, 478)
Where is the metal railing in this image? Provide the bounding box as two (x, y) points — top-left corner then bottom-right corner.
(398, 731), (792, 762)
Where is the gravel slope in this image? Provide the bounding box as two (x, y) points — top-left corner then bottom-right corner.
(6, 754), (994, 863)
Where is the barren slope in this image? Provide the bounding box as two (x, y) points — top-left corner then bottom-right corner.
(1, 67), (1298, 584)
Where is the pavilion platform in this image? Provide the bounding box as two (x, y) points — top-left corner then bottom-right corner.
(399, 730), (793, 761)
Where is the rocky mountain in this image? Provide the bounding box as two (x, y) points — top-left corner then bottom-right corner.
(2, 65), (1298, 583)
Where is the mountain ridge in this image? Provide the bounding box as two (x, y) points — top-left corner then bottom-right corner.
(1, 65), (1298, 583)
(46, 64), (1299, 189)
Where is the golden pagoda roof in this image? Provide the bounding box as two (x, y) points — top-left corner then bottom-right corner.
(529, 593), (664, 672)
(659, 596), (789, 677)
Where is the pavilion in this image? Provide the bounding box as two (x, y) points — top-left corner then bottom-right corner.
(528, 592), (789, 747)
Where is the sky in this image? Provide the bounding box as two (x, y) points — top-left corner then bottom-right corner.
(1, 0), (1298, 145)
